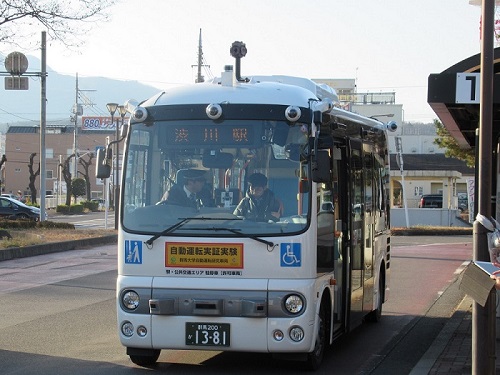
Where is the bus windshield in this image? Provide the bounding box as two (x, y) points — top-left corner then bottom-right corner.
(122, 119), (311, 236)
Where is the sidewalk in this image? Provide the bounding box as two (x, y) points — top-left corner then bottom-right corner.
(414, 289), (500, 374)
(416, 296), (473, 374)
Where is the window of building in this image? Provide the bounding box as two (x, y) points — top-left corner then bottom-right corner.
(46, 170), (53, 179)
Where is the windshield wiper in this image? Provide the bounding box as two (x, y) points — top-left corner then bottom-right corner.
(209, 227), (274, 247)
(145, 217), (194, 246)
(145, 216), (243, 246)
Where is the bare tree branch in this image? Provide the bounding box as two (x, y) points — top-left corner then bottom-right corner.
(0, 0), (117, 48)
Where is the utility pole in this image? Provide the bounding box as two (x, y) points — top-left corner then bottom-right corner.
(72, 75), (95, 183)
(1, 33), (48, 219)
(73, 73), (80, 179)
(192, 28), (210, 83)
(40, 31), (47, 221)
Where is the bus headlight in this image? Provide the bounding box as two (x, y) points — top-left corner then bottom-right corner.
(121, 321), (134, 337)
(122, 290), (140, 310)
(284, 294), (304, 314)
(289, 326), (305, 342)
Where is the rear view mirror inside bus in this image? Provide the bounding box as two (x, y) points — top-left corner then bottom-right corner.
(285, 143), (302, 162)
(202, 151), (234, 169)
(272, 121), (289, 146)
(312, 150), (331, 183)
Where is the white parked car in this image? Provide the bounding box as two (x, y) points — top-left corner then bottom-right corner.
(1, 193), (19, 200)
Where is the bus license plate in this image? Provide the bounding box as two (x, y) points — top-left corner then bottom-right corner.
(185, 323), (230, 347)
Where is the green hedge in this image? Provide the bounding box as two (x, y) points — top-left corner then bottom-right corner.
(70, 204), (84, 213)
(0, 220), (74, 229)
(82, 200), (99, 212)
(56, 201), (99, 213)
(56, 205), (69, 213)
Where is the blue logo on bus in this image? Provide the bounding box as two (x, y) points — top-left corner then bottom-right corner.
(125, 240), (142, 264)
(280, 243), (301, 267)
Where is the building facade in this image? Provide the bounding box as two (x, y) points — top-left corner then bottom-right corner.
(3, 125), (115, 201)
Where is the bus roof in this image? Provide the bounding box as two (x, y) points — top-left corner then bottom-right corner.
(147, 74), (339, 108)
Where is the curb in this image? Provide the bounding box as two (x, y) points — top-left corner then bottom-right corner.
(0, 234), (118, 262)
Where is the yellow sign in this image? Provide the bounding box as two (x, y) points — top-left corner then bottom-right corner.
(165, 242), (244, 269)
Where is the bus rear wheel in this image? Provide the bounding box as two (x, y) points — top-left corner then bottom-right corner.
(305, 303), (327, 370)
(128, 348), (161, 367)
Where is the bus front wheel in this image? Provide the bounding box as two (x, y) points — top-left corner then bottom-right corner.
(305, 302), (327, 370)
(128, 348), (161, 367)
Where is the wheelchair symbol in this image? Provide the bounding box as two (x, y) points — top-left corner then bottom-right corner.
(280, 243), (301, 267)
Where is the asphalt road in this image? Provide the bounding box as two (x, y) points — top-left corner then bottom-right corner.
(0, 235), (473, 374)
(48, 210), (115, 229)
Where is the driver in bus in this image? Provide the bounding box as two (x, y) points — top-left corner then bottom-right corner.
(162, 169), (207, 209)
(233, 173), (282, 222)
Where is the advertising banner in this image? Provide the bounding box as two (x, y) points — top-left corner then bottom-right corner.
(81, 116), (128, 131)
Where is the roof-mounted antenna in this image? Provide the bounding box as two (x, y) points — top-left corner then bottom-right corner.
(230, 41), (249, 82)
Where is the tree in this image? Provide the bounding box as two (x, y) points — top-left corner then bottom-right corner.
(0, 0), (116, 48)
(28, 152), (40, 204)
(0, 154), (6, 192)
(71, 177), (86, 202)
(433, 119), (475, 168)
(78, 153), (94, 201)
(60, 154), (74, 206)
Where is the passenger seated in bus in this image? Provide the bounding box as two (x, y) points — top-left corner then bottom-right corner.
(162, 169), (207, 209)
(233, 173), (282, 222)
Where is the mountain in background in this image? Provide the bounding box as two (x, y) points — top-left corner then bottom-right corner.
(0, 53), (164, 132)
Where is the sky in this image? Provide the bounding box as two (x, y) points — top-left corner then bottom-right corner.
(1, 0), (491, 123)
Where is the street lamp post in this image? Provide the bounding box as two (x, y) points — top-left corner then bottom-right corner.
(106, 103), (118, 229)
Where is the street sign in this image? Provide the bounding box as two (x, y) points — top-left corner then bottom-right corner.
(456, 73), (480, 104)
(4, 51), (28, 75)
(5, 76), (29, 90)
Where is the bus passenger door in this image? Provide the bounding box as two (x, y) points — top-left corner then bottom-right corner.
(316, 145), (344, 333)
(362, 145), (375, 314)
(349, 140), (364, 328)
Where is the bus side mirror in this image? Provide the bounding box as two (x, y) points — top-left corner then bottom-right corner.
(312, 150), (331, 183)
(96, 147), (112, 179)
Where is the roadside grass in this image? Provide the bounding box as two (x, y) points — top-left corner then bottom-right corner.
(0, 229), (117, 249)
(0, 220), (115, 249)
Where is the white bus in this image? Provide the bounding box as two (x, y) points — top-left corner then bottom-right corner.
(98, 42), (396, 370)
